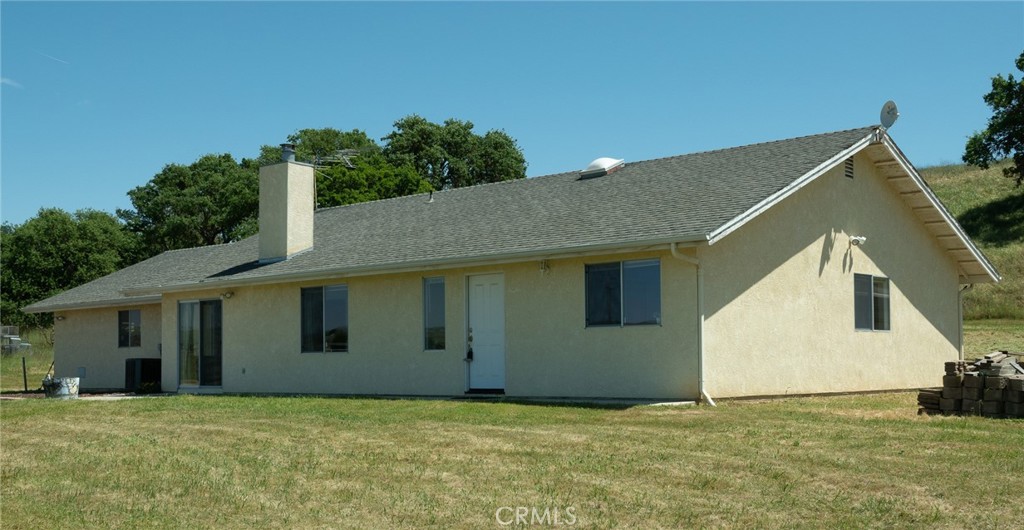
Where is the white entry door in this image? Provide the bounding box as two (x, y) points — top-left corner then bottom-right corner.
(468, 273), (505, 390)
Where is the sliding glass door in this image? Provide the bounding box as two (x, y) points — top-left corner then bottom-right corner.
(178, 300), (222, 387)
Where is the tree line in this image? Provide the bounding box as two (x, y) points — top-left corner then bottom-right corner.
(1, 116), (527, 329)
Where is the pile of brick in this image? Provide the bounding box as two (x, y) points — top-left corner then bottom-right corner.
(918, 351), (1024, 418)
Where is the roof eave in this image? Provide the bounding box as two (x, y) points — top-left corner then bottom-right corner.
(876, 133), (1001, 284)
(22, 295), (163, 314)
(122, 234), (710, 296)
(706, 130), (877, 245)
(702, 128), (999, 285)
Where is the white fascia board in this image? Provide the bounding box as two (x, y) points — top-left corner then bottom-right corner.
(877, 134), (1001, 284)
(707, 133), (875, 245)
(22, 296), (162, 314)
(962, 274), (998, 284)
(122, 234), (710, 296)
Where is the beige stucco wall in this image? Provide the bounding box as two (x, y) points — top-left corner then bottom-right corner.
(258, 161), (314, 262)
(53, 304), (162, 390)
(701, 152), (961, 397)
(159, 251), (700, 399)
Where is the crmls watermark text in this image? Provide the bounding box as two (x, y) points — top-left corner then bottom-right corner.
(495, 506), (577, 526)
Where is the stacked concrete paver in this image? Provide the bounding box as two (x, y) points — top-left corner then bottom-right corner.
(918, 352), (1024, 418)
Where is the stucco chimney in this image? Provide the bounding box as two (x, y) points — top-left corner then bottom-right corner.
(258, 143), (314, 263)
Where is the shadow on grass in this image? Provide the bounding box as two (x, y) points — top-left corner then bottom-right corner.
(452, 397), (645, 411)
(958, 192), (1024, 246)
(207, 392), (658, 410)
(16, 390), (691, 410)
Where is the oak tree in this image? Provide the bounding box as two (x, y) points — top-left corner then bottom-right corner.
(964, 51), (1024, 186)
(118, 153), (258, 258)
(1, 209), (137, 328)
(383, 115), (526, 189)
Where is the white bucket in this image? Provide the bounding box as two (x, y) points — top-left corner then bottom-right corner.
(43, 377), (80, 399)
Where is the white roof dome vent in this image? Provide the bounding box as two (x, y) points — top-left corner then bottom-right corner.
(580, 157), (625, 179)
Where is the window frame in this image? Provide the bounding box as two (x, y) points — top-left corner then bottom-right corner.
(854, 273), (891, 332)
(585, 259), (662, 328)
(423, 277), (446, 351)
(300, 284), (349, 353)
(118, 309), (141, 348)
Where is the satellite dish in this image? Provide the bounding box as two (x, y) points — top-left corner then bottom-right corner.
(880, 100), (899, 129)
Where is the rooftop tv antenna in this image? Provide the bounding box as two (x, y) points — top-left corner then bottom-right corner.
(880, 100), (899, 130)
(314, 149), (359, 170)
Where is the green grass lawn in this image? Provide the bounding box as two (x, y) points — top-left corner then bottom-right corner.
(7, 318), (1017, 529)
(2, 393), (1021, 529)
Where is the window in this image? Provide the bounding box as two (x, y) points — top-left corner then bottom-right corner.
(301, 284), (348, 352)
(423, 277), (445, 350)
(585, 259), (661, 327)
(118, 309), (141, 348)
(854, 274), (890, 331)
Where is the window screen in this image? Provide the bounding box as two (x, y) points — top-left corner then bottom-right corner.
(854, 274), (873, 330)
(854, 274), (890, 331)
(324, 285), (349, 352)
(623, 260), (661, 325)
(872, 277), (890, 331)
(118, 309), (141, 348)
(424, 277), (445, 350)
(585, 262), (622, 326)
(300, 287), (324, 352)
(301, 285), (349, 352)
(586, 260), (661, 327)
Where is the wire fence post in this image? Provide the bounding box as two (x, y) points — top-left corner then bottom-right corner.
(22, 356), (28, 392)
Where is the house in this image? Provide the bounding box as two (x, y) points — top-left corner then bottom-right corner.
(23, 126), (1000, 401)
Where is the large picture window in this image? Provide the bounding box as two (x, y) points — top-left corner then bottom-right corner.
(423, 277), (445, 350)
(118, 309), (141, 348)
(854, 274), (890, 331)
(585, 259), (661, 327)
(301, 284), (349, 352)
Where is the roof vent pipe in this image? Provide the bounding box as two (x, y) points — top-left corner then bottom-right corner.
(281, 143), (296, 163)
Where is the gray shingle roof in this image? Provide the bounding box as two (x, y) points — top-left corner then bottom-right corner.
(24, 126), (877, 312)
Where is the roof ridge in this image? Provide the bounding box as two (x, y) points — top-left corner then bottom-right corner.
(314, 189), (437, 213)
(312, 125), (879, 216)
(166, 238), (254, 254)
(311, 169), (577, 212)
(627, 125), (878, 168)
(155, 237), (253, 256)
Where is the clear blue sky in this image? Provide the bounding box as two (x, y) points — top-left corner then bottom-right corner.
(2, 1), (1022, 225)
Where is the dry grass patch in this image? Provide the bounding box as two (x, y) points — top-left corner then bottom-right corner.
(1, 328), (54, 393)
(962, 319), (1024, 357)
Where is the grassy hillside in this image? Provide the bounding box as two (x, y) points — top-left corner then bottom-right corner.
(921, 161), (1024, 320)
